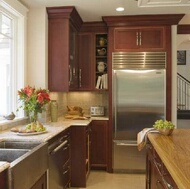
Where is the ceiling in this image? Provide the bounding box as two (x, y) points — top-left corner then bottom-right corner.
(18, 0), (190, 22)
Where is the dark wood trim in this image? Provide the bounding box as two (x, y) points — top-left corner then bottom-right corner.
(80, 21), (107, 33)
(46, 6), (83, 31)
(177, 25), (190, 34)
(102, 14), (185, 27)
(165, 26), (172, 121)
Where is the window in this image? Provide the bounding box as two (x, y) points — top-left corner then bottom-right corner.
(0, 11), (14, 117)
(0, 0), (28, 120)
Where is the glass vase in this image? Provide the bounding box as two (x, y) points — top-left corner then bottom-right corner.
(29, 111), (38, 123)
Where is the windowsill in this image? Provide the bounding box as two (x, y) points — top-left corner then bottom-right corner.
(0, 117), (28, 131)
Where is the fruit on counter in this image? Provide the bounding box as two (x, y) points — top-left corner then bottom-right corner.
(153, 119), (175, 129)
(10, 121), (46, 133)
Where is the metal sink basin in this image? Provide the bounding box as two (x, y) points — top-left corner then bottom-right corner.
(0, 149), (30, 162)
(0, 141), (48, 189)
(0, 141), (41, 149)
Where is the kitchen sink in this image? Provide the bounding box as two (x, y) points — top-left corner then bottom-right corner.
(0, 141), (41, 149)
(0, 140), (48, 189)
(0, 149), (30, 162)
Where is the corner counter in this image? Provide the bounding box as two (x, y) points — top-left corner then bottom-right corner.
(148, 129), (190, 189)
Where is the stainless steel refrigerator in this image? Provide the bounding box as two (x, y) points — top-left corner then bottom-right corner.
(112, 52), (166, 173)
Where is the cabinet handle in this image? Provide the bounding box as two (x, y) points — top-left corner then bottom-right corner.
(79, 69), (82, 87)
(139, 32), (142, 46)
(69, 65), (72, 86)
(63, 144), (70, 151)
(136, 32), (139, 46)
(163, 178), (174, 189)
(154, 158), (162, 168)
(63, 167), (70, 175)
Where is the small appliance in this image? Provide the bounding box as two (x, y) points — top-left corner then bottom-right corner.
(90, 106), (104, 117)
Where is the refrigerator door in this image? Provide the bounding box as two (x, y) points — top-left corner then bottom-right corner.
(113, 69), (165, 141)
(113, 140), (146, 173)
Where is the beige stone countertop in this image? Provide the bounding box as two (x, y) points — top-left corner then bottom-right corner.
(0, 117), (92, 142)
(0, 161), (10, 173)
(148, 129), (190, 189)
(0, 116), (109, 142)
(0, 116), (108, 173)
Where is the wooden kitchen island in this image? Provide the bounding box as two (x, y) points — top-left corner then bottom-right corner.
(147, 129), (190, 189)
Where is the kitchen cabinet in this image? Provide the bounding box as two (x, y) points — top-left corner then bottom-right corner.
(31, 173), (47, 189)
(71, 124), (91, 187)
(47, 7), (82, 92)
(114, 27), (165, 51)
(78, 22), (108, 91)
(78, 33), (108, 91)
(78, 33), (94, 90)
(146, 143), (178, 189)
(0, 169), (8, 189)
(90, 120), (108, 170)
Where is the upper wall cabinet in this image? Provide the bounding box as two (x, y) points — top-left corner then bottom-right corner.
(78, 22), (108, 91)
(114, 27), (165, 51)
(103, 14), (185, 53)
(47, 7), (83, 92)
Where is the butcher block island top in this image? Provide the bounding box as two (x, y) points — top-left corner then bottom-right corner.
(148, 129), (190, 189)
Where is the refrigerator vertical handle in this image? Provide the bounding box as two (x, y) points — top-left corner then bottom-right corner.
(113, 71), (117, 139)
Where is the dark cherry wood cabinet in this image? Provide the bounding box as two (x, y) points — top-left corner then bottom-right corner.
(31, 173), (47, 189)
(70, 125), (91, 187)
(47, 7), (83, 92)
(146, 143), (178, 189)
(90, 120), (108, 170)
(0, 169), (8, 189)
(114, 27), (165, 51)
(78, 33), (94, 90)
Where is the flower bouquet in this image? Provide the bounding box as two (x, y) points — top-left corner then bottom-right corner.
(17, 85), (50, 123)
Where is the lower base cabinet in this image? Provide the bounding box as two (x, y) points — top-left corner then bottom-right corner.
(146, 143), (178, 189)
(71, 125), (91, 187)
(90, 120), (108, 170)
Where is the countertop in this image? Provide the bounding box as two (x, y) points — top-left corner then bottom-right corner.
(0, 116), (108, 172)
(148, 129), (190, 189)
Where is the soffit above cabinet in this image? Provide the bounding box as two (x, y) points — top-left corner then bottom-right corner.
(138, 0), (190, 7)
(102, 14), (185, 27)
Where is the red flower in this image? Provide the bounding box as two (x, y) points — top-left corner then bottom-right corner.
(23, 85), (34, 97)
(37, 94), (44, 103)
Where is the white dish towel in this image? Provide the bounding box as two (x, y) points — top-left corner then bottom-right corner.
(137, 128), (158, 151)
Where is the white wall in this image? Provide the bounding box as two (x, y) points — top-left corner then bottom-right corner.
(26, 8), (48, 88)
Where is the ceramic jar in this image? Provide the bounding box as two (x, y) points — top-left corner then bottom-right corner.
(97, 62), (106, 72)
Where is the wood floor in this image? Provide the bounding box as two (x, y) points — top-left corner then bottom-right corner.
(71, 170), (146, 189)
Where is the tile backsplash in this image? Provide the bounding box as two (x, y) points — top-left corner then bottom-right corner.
(0, 91), (108, 131)
(49, 91), (109, 117)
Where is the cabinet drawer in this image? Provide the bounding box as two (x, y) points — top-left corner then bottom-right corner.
(62, 160), (71, 189)
(153, 150), (163, 174)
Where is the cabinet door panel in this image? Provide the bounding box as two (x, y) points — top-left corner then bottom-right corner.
(141, 28), (164, 49)
(48, 19), (70, 92)
(78, 33), (93, 90)
(114, 28), (139, 50)
(90, 120), (108, 169)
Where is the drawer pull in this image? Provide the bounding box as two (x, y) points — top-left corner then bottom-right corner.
(63, 144), (70, 151)
(63, 167), (70, 175)
(163, 179), (174, 189)
(154, 160), (162, 168)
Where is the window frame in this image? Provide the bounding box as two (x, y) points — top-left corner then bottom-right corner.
(0, 0), (28, 121)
